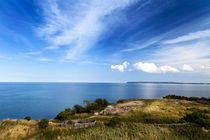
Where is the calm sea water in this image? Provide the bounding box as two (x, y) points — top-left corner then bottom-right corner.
(0, 82), (209, 120)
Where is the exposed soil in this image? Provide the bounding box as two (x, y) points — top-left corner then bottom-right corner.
(104, 101), (144, 114)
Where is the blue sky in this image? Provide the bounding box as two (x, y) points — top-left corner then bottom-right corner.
(0, 0), (210, 82)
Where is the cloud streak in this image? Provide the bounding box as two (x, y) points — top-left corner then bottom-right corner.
(37, 0), (139, 60)
(163, 29), (210, 44)
(149, 29), (210, 74)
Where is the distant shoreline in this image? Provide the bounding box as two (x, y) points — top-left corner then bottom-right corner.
(127, 81), (210, 85)
(0, 81), (210, 85)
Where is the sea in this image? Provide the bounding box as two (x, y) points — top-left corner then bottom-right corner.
(0, 82), (209, 120)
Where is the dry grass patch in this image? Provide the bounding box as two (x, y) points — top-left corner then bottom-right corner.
(0, 120), (37, 140)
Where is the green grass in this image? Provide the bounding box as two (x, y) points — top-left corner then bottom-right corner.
(0, 99), (209, 140)
(21, 123), (210, 140)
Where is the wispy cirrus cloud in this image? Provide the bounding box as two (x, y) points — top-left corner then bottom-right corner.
(121, 39), (158, 52)
(151, 42), (210, 71)
(148, 29), (210, 74)
(119, 28), (210, 74)
(37, 0), (139, 60)
(163, 29), (210, 44)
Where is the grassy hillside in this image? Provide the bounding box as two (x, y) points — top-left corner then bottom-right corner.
(0, 99), (209, 140)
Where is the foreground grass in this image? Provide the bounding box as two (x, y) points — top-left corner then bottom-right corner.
(21, 123), (209, 140)
(0, 99), (209, 140)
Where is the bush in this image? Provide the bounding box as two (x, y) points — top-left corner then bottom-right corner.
(84, 99), (109, 112)
(95, 98), (109, 108)
(163, 95), (209, 102)
(55, 108), (72, 121)
(54, 99), (110, 119)
(106, 117), (121, 127)
(180, 111), (210, 129)
(38, 118), (49, 129)
(24, 116), (31, 121)
(73, 104), (86, 113)
(67, 120), (75, 125)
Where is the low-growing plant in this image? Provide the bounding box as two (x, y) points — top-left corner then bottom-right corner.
(179, 111), (210, 129)
(54, 98), (110, 119)
(55, 108), (72, 121)
(67, 120), (75, 125)
(106, 117), (121, 127)
(163, 95), (210, 102)
(38, 118), (49, 129)
(73, 104), (86, 113)
(24, 116), (31, 121)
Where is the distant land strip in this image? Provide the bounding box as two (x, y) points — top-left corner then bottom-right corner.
(127, 82), (210, 85)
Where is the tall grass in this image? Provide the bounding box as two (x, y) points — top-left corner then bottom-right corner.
(22, 123), (210, 140)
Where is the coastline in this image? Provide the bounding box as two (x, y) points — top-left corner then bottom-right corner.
(0, 96), (209, 140)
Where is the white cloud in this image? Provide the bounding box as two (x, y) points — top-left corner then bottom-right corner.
(150, 40), (210, 74)
(111, 61), (129, 72)
(181, 64), (194, 71)
(160, 66), (179, 73)
(163, 29), (210, 44)
(133, 62), (179, 73)
(37, 0), (138, 60)
(134, 62), (160, 73)
(200, 65), (210, 69)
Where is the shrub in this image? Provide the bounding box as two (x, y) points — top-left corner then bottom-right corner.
(55, 108), (71, 121)
(67, 120), (74, 125)
(106, 117), (121, 127)
(95, 98), (109, 108)
(73, 104), (86, 113)
(183, 112), (208, 122)
(84, 99), (109, 112)
(54, 99), (110, 119)
(163, 95), (209, 102)
(24, 116), (31, 121)
(85, 103), (98, 113)
(38, 118), (49, 129)
(180, 111), (210, 129)
(103, 99), (109, 107)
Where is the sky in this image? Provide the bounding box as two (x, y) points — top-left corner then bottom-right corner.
(0, 0), (210, 82)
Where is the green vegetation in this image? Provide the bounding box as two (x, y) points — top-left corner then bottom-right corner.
(0, 96), (209, 140)
(24, 116), (31, 121)
(1, 121), (209, 140)
(67, 120), (75, 125)
(82, 98), (109, 113)
(55, 98), (109, 121)
(179, 111), (210, 129)
(73, 104), (86, 113)
(106, 116), (121, 127)
(55, 108), (72, 121)
(163, 95), (210, 104)
(38, 118), (49, 129)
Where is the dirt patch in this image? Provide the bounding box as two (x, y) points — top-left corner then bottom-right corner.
(117, 101), (144, 107)
(103, 101), (144, 114)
